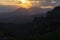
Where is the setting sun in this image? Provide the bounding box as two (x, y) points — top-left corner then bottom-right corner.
(18, 0), (27, 3)
(17, 0), (32, 9)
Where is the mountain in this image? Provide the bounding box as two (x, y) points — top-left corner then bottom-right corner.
(0, 5), (19, 13)
(29, 7), (52, 14)
(0, 6), (52, 24)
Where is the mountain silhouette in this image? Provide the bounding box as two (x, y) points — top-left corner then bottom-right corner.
(46, 6), (60, 18)
(45, 6), (60, 32)
(0, 7), (34, 23)
(52, 6), (60, 13)
(32, 6), (60, 33)
(12, 7), (32, 15)
(29, 6), (52, 14)
(0, 5), (18, 13)
(0, 7), (51, 24)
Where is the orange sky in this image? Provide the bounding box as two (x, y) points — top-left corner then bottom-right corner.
(0, 0), (33, 8)
(0, 0), (57, 9)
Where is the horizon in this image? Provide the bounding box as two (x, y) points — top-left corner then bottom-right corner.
(0, 0), (59, 23)
(0, 5), (53, 13)
(0, 0), (60, 13)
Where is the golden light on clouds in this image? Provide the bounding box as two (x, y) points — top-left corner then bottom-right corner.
(18, 0), (27, 3)
(17, 0), (33, 8)
(0, 0), (33, 9)
(40, 6), (54, 9)
(0, 0), (58, 9)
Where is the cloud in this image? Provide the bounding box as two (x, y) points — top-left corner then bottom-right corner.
(29, 0), (60, 8)
(51, 0), (56, 3)
(40, 6), (54, 9)
(0, 0), (60, 8)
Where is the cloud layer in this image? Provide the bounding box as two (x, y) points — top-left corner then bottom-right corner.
(0, 0), (60, 8)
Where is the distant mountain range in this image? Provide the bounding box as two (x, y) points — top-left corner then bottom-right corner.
(0, 5), (52, 24)
(0, 5), (52, 13)
(0, 5), (19, 13)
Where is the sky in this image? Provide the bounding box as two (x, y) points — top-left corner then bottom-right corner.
(0, 0), (60, 13)
(0, 0), (60, 8)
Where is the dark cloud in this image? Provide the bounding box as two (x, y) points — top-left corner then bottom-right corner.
(31, 0), (60, 8)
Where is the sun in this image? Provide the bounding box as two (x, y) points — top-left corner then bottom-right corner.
(18, 0), (27, 3)
(21, 0), (26, 3)
(17, 0), (32, 9)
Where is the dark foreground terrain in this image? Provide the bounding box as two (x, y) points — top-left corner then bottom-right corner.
(0, 6), (60, 40)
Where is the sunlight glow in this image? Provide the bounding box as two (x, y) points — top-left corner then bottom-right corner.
(0, 0), (55, 9)
(17, 0), (32, 9)
(18, 0), (27, 3)
(40, 6), (54, 9)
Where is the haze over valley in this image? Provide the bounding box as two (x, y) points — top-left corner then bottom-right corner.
(0, 5), (52, 24)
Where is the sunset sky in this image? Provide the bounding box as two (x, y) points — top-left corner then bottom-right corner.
(0, 0), (60, 9)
